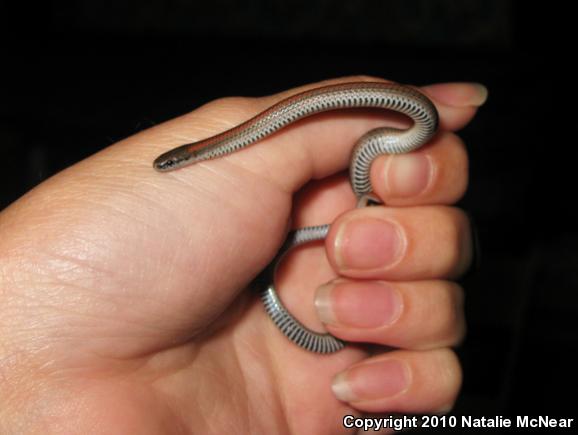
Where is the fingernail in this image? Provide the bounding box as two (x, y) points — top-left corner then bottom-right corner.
(334, 218), (405, 271)
(384, 153), (432, 197)
(436, 403), (455, 414)
(315, 281), (403, 328)
(468, 83), (488, 106)
(332, 359), (411, 402)
(314, 283), (338, 324)
(423, 82), (488, 107)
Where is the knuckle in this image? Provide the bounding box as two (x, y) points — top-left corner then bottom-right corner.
(191, 96), (267, 126)
(206, 96), (260, 112)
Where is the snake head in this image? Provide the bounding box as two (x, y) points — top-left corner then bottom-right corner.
(153, 145), (193, 172)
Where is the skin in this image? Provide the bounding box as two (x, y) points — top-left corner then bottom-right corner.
(0, 76), (484, 434)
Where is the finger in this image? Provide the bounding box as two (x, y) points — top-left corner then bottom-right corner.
(420, 82), (487, 131)
(326, 205), (472, 280)
(369, 131), (468, 206)
(314, 280), (465, 349)
(331, 348), (461, 414)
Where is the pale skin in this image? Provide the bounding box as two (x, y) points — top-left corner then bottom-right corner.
(0, 76), (486, 434)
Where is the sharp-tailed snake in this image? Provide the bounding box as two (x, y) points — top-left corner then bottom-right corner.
(153, 82), (439, 353)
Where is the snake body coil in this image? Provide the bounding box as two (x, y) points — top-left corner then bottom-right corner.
(154, 82), (439, 353)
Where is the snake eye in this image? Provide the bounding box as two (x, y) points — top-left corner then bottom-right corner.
(153, 156), (177, 171)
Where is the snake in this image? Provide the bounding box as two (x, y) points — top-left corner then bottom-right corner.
(153, 81), (439, 353)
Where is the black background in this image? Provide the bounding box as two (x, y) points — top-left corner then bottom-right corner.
(2, 1), (576, 433)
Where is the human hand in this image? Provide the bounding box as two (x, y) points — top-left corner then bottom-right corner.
(0, 76), (485, 434)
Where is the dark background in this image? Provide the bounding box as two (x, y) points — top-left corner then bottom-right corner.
(2, 1), (576, 433)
